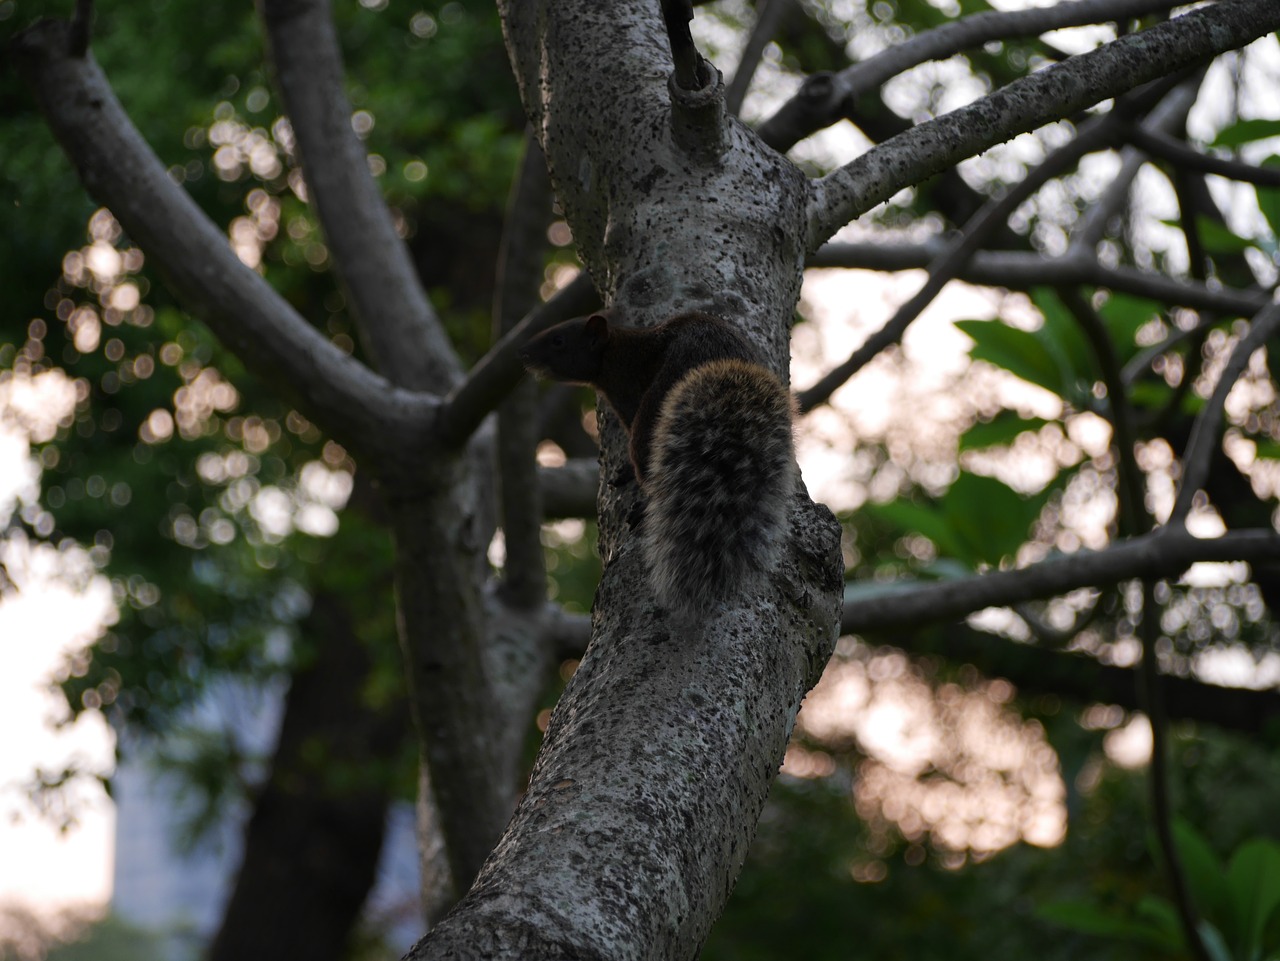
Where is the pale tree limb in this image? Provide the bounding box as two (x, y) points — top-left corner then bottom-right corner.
(757, 0), (1189, 152)
(806, 0), (1280, 250)
(412, 0), (845, 955)
(9, 19), (433, 465)
(259, 0), (460, 391)
(842, 527), (1280, 633)
(809, 243), (1272, 315)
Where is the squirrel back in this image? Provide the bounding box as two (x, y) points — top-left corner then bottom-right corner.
(520, 311), (795, 622)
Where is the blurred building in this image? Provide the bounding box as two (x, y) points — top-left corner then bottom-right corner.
(110, 679), (422, 956)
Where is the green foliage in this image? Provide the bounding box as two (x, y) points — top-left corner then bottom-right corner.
(43, 913), (173, 961)
(958, 410), (1049, 452)
(955, 288), (1099, 407)
(1208, 120), (1280, 149)
(866, 471), (1061, 568)
(1042, 824), (1280, 961)
(1, 0), (527, 830)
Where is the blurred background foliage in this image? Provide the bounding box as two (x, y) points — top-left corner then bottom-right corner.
(2, 0), (1280, 957)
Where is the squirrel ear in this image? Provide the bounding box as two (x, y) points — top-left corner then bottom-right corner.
(585, 313), (609, 344)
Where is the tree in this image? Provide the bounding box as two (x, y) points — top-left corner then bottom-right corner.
(7, 0), (1280, 957)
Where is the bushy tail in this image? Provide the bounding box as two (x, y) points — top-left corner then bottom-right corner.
(643, 359), (796, 623)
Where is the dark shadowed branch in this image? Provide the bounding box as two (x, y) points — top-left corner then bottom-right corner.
(887, 624), (1280, 738)
(1171, 300), (1280, 525)
(1129, 125), (1280, 187)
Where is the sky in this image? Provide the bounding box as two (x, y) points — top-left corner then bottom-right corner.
(0, 378), (115, 927)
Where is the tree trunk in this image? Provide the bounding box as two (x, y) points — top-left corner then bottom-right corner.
(207, 590), (408, 961)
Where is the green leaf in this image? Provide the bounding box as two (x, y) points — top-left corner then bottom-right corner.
(1199, 921), (1239, 961)
(1038, 900), (1182, 951)
(1226, 838), (1280, 960)
(959, 412), (1049, 451)
(1172, 819), (1228, 926)
(862, 499), (966, 561)
(1136, 894), (1184, 941)
(1098, 292), (1161, 365)
(1031, 288), (1096, 398)
(955, 318), (1070, 398)
(1210, 119), (1280, 148)
(940, 472), (1051, 567)
(1196, 217), (1258, 256)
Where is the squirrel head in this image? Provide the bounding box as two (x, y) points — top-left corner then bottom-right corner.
(519, 313), (611, 384)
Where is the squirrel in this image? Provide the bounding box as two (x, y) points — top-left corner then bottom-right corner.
(520, 310), (796, 623)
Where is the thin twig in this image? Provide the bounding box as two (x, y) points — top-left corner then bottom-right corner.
(809, 243), (1270, 316)
(1170, 299), (1280, 525)
(725, 0), (790, 116)
(438, 273), (598, 448)
(1131, 125), (1280, 187)
(1058, 287), (1150, 532)
(1140, 580), (1214, 961)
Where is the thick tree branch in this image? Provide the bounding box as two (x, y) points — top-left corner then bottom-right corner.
(842, 527), (1280, 634)
(809, 243), (1272, 316)
(537, 460), (600, 519)
(259, 0), (460, 391)
(423, 4), (845, 952)
(9, 19), (433, 465)
(806, 0), (1280, 249)
(757, 0), (1187, 152)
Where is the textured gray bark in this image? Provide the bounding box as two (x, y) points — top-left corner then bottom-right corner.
(16, 0), (1280, 954)
(406, 3), (846, 959)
